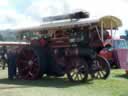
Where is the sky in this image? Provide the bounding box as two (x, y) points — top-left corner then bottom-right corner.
(0, 0), (128, 35)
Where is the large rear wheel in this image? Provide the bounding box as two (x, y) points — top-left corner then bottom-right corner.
(16, 46), (41, 80)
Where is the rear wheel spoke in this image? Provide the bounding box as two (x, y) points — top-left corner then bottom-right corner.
(17, 47), (40, 80)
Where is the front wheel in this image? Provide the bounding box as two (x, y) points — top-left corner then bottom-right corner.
(92, 55), (110, 79)
(67, 57), (88, 82)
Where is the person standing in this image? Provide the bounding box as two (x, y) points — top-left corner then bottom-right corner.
(7, 48), (17, 80)
(1, 46), (7, 70)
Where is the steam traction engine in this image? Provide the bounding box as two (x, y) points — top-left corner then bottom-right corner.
(14, 12), (121, 82)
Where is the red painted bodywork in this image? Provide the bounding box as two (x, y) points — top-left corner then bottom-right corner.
(113, 49), (128, 70)
(99, 49), (112, 61)
(99, 39), (128, 70)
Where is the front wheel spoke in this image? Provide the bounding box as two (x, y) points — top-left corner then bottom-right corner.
(77, 74), (80, 81)
(73, 72), (76, 79)
(97, 62), (103, 69)
(72, 73), (76, 80)
(74, 75), (77, 80)
(94, 73), (98, 78)
(100, 70), (106, 76)
(98, 71), (103, 78)
(71, 72), (75, 77)
(97, 71), (101, 78)
(95, 72), (100, 78)
(78, 74), (83, 80)
(80, 73), (84, 79)
(74, 73), (79, 80)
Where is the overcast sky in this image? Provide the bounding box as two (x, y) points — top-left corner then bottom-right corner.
(0, 0), (128, 35)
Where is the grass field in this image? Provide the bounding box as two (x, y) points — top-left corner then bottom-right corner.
(0, 69), (128, 96)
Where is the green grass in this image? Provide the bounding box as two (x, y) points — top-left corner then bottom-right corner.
(0, 69), (128, 96)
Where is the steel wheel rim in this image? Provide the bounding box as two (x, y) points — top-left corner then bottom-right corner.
(93, 56), (110, 79)
(70, 65), (87, 81)
(68, 57), (88, 82)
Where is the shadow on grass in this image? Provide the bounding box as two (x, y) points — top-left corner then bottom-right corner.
(0, 77), (93, 88)
(115, 74), (128, 79)
(0, 86), (29, 90)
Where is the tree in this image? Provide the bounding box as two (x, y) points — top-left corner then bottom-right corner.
(0, 34), (4, 41)
(125, 30), (128, 37)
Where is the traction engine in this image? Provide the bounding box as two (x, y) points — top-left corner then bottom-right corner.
(14, 11), (111, 82)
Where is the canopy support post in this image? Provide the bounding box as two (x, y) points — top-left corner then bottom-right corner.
(101, 21), (104, 42)
(110, 18), (113, 45)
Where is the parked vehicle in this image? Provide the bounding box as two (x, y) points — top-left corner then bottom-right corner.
(99, 39), (128, 69)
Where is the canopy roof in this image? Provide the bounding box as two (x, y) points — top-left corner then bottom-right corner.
(98, 16), (122, 29)
(15, 15), (122, 33)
